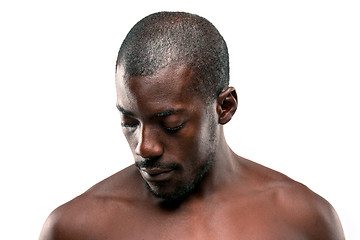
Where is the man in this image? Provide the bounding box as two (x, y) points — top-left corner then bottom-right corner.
(39, 12), (345, 239)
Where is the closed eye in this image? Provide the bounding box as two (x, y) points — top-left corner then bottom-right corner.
(121, 122), (139, 128)
(163, 123), (185, 132)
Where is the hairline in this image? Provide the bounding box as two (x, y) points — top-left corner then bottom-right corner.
(116, 61), (219, 106)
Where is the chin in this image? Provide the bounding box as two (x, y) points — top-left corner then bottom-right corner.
(145, 180), (196, 203)
(146, 161), (213, 203)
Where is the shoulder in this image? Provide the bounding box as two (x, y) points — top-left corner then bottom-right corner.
(275, 181), (345, 239)
(39, 165), (141, 240)
(239, 158), (345, 239)
(253, 161), (344, 239)
(38, 195), (92, 240)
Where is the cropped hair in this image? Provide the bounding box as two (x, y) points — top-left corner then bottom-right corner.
(116, 11), (229, 103)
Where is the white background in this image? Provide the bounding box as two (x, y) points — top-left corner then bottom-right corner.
(1, 0), (359, 239)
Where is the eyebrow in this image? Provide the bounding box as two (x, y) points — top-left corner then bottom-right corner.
(116, 105), (135, 117)
(153, 109), (184, 119)
(116, 104), (184, 118)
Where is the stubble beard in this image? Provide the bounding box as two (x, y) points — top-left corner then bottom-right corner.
(144, 151), (215, 204)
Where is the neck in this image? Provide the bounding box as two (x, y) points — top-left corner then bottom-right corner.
(190, 128), (240, 201)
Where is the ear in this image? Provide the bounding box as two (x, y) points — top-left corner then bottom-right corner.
(216, 87), (238, 125)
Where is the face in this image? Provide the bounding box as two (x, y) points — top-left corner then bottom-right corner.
(115, 64), (219, 202)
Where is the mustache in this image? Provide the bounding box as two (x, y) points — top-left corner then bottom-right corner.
(135, 160), (180, 170)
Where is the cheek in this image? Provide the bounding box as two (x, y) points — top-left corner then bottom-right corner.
(173, 125), (212, 161)
(190, 117), (218, 158)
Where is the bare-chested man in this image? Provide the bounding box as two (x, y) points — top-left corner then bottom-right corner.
(39, 12), (345, 239)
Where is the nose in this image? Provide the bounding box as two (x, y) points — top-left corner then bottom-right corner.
(135, 124), (163, 159)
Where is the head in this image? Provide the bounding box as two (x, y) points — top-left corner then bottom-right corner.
(116, 11), (229, 104)
(115, 12), (237, 202)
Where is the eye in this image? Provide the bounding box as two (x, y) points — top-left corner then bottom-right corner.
(163, 123), (185, 132)
(120, 114), (140, 129)
(121, 122), (139, 128)
(121, 118), (139, 129)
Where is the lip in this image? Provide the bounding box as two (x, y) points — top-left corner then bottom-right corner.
(140, 168), (175, 182)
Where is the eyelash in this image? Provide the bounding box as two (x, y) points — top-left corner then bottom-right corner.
(163, 123), (185, 132)
(121, 122), (139, 128)
(121, 122), (185, 132)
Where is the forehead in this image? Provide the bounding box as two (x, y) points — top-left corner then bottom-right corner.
(115, 64), (202, 115)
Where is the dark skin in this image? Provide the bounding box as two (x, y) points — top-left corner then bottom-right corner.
(39, 64), (345, 239)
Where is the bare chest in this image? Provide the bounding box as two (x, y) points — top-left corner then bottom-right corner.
(84, 200), (305, 240)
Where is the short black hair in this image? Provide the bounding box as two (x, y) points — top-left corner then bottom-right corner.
(116, 11), (229, 103)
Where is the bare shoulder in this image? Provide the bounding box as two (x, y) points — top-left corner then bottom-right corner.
(271, 177), (344, 239)
(240, 157), (345, 239)
(39, 165), (141, 240)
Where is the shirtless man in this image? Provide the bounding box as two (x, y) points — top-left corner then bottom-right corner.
(39, 12), (345, 239)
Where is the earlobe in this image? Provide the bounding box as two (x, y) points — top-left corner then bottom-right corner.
(217, 87), (238, 125)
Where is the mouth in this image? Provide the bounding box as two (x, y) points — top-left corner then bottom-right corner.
(140, 168), (175, 182)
